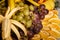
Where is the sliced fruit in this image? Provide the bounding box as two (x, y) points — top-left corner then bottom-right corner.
(48, 18), (60, 24)
(11, 20), (27, 36)
(39, 30), (49, 39)
(46, 29), (60, 38)
(11, 24), (21, 40)
(2, 19), (11, 39)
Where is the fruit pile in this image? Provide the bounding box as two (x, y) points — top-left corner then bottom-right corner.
(0, 0), (60, 40)
(11, 0), (49, 40)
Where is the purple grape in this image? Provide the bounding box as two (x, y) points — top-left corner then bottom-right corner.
(27, 31), (34, 38)
(29, 25), (34, 31)
(42, 9), (49, 15)
(34, 6), (38, 13)
(39, 12), (44, 15)
(32, 19), (40, 26)
(40, 14), (45, 20)
(33, 26), (40, 34)
(37, 23), (43, 29)
(33, 13), (40, 21)
(40, 4), (45, 10)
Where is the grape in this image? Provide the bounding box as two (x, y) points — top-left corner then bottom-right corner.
(26, 20), (32, 28)
(37, 23), (43, 30)
(32, 19), (40, 25)
(40, 4), (45, 10)
(27, 31), (34, 38)
(29, 5), (34, 11)
(24, 16), (30, 21)
(19, 12), (24, 17)
(16, 16), (23, 21)
(40, 14), (45, 20)
(39, 12), (43, 15)
(42, 9), (49, 15)
(33, 26), (40, 34)
(24, 4), (29, 9)
(24, 10), (30, 16)
(33, 13), (40, 20)
(19, 2), (24, 7)
(29, 25), (34, 31)
(12, 15), (17, 20)
(34, 6), (38, 11)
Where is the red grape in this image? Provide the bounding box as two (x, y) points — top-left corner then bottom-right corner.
(40, 4), (45, 10)
(33, 26), (40, 34)
(42, 9), (49, 15)
(40, 14), (45, 20)
(27, 31), (34, 38)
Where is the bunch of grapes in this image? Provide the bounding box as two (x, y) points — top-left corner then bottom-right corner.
(27, 4), (49, 39)
(12, 2), (34, 28)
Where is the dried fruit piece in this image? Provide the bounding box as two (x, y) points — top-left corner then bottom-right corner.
(11, 20), (27, 36)
(11, 24), (21, 40)
(2, 19), (11, 40)
(39, 30), (49, 39)
(48, 18), (60, 24)
(47, 36), (57, 40)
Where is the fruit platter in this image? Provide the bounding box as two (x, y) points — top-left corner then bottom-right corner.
(0, 0), (60, 40)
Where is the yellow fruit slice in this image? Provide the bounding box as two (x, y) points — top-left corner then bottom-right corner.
(51, 14), (58, 18)
(47, 23), (60, 31)
(46, 29), (60, 38)
(39, 30), (49, 39)
(11, 20), (27, 36)
(32, 34), (40, 40)
(47, 36), (57, 40)
(48, 18), (60, 24)
(42, 21), (48, 27)
(52, 10), (58, 15)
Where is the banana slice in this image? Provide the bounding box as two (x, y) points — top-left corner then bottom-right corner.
(2, 18), (11, 39)
(11, 20), (27, 36)
(4, 36), (13, 40)
(5, 7), (10, 17)
(11, 24), (21, 40)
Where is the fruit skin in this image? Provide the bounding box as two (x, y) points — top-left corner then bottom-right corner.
(42, 0), (55, 10)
